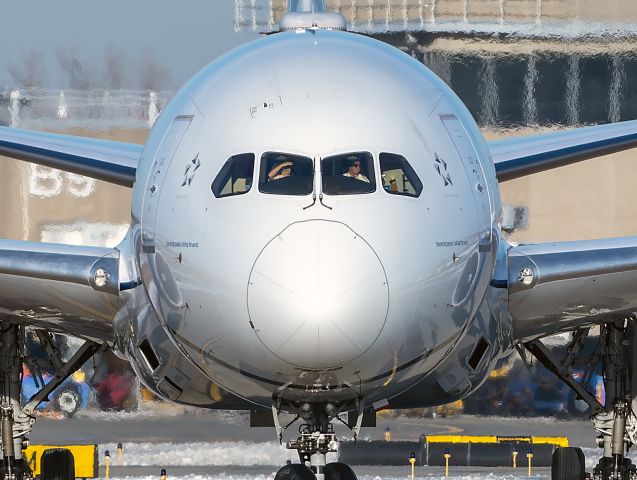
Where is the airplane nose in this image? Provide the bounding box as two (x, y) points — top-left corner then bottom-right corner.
(247, 221), (388, 369)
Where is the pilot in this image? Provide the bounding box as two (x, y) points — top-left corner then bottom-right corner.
(343, 158), (369, 183)
(268, 161), (293, 180)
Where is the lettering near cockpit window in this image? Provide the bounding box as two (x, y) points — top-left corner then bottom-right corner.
(165, 241), (199, 248)
(435, 240), (469, 247)
(250, 96), (282, 118)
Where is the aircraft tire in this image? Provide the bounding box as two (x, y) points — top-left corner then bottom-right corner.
(274, 463), (316, 480)
(41, 448), (75, 480)
(324, 462), (358, 480)
(55, 388), (81, 417)
(551, 447), (585, 480)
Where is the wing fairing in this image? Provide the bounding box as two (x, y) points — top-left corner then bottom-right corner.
(0, 240), (120, 295)
(506, 237), (637, 341)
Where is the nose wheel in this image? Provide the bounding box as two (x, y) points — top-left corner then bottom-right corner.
(323, 462), (358, 480)
(274, 463), (315, 480)
(274, 460), (358, 480)
(272, 401), (362, 480)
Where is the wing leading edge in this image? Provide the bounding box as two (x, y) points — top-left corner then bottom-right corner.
(489, 120), (637, 182)
(0, 126), (141, 187)
(504, 237), (637, 341)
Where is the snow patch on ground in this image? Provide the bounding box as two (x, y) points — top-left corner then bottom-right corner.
(581, 447), (637, 469)
(106, 475), (276, 480)
(100, 442), (299, 466)
(103, 441), (620, 469)
(105, 475), (549, 480)
(77, 407), (249, 424)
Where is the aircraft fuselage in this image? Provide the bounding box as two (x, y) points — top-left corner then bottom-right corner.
(114, 28), (509, 411)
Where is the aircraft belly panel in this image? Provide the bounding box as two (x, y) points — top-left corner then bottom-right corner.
(124, 299), (263, 409)
(388, 297), (505, 409)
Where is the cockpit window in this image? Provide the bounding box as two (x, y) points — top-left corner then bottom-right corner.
(211, 153), (255, 198)
(321, 152), (376, 195)
(259, 152), (313, 196)
(379, 152), (423, 198)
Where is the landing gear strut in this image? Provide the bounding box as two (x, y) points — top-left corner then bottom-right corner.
(0, 323), (31, 480)
(272, 401), (360, 480)
(591, 321), (637, 480)
(0, 322), (101, 480)
(524, 319), (637, 480)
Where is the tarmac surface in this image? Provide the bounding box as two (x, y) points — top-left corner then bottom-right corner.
(95, 465), (552, 479)
(24, 409), (596, 478)
(29, 410), (596, 446)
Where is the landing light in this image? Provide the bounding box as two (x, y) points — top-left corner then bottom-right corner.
(94, 268), (110, 288)
(518, 267), (534, 286)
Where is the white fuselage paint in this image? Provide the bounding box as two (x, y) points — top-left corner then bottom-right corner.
(116, 30), (507, 411)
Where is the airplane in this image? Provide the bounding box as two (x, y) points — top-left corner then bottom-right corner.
(1, 1), (637, 479)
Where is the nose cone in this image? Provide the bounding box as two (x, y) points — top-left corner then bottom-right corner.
(248, 221), (388, 369)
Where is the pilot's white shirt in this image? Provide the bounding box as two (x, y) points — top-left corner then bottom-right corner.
(343, 172), (370, 183)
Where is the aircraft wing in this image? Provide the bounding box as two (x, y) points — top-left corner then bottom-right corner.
(0, 239), (130, 342)
(0, 126), (141, 187)
(489, 120), (637, 181)
(504, 237), (637, 341)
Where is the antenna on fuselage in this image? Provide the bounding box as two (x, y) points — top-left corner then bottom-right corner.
(279, 0), (346, 31)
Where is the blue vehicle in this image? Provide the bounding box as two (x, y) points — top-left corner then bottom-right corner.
(21, 367), (91, 417)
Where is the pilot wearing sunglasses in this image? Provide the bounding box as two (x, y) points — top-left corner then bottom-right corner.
(342, 158), (370, 183)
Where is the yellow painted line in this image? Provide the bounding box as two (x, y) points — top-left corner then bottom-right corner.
(425, 435), (498, 443)
(424, 435), (569, 446)
(24, 445), (97, 478)
(496, 436), (532, 443)
(532, 436), (569, 447)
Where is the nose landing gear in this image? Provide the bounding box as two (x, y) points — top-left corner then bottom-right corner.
(286, 423), (337, 480)
(272, 401), (361, 480)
